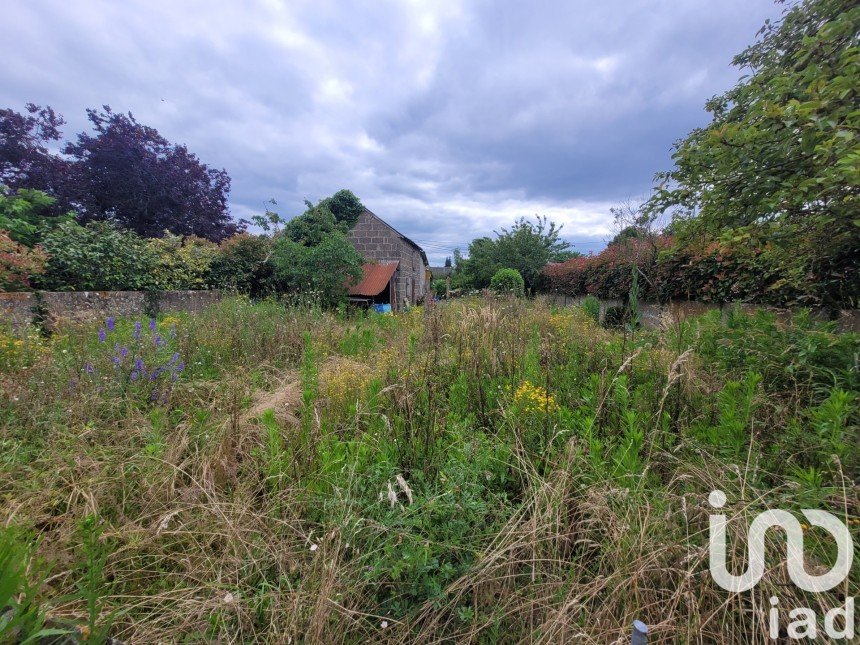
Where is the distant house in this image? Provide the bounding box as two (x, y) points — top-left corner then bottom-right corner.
(429, 266), (453, 281)
(346, 210), (430, 310)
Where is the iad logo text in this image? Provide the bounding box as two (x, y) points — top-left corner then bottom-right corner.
(708, 490), (855, 640)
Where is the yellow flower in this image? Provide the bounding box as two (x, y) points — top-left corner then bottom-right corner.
(161, 316), (181, 328)
(512, 380), (558, 413)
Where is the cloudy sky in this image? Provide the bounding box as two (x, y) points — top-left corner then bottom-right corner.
(1, 0), (782, 263)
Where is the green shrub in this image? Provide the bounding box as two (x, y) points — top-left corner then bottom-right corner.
(581, 294), (600, 322)
(489, 268), (524, 297)
(148, 232), (218, 290)
(36, 220), (158, 291)
(208, 233), (277, 297)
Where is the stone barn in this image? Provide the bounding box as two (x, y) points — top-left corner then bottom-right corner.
(347, 209), (430, 310)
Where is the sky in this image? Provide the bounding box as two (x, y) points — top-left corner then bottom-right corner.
(0, 0), (783, 264)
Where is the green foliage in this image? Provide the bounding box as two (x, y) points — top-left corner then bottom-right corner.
(271, 230), (363, 307)
(208, 233), (276, 297)
(36, 220), (158, 291)
(147, 232), (218, 290)
(581, 294), (600, 322)
(489, 267), (525, 297)
(456, 215), (570, 291)
(647, 0), (860, 308)
(283, 189), (365, 246)
(318, 188), (364, 228)
(686, 307), (859, 398)
(0, 297), (856, 642)
(431, 278), (447, 297)
(0, 527), (68, 643)
(0, 188), (72, 247)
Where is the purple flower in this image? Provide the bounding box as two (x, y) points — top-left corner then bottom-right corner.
(134, 358), (145, 371)
(106, 317), (116, 332)
(133, 321), (142, 339)
(120, 346), (129, 357)
(171, 373), (178, 382)
(113, 357), (121, 367)
(170, 352), (180, 364)
(130, 371), (139, 382)
(98, 329), (106, 343)
(175, 362), (185, 373)
(154, 335), (164, 347)
(149, 318), (157, 331)
(84, 363), (95, 374)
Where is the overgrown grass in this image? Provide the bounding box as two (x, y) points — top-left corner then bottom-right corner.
(1, 296), (857, 642)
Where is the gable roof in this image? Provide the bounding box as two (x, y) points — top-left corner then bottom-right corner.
(348, 261), (399, 297)
(360, 209), (429, 267)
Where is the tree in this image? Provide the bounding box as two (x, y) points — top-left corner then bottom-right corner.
(64, 107), (240, 241)
(209, 233), (277, 297)
(444, 256), (452, 268)
(489, 268), (525, 297)
(647, 0), (859, 307)
(457, 215), (570, 291)
(270, 232), (363, 307)
(318, 189), (364, 228)
(283, 190), (364, 245)
(0, 188), (73, 247)
(36, 221), (158, 291)
(0, 104), (70, 212)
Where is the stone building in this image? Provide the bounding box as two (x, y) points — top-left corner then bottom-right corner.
(346, 209), (430, 310)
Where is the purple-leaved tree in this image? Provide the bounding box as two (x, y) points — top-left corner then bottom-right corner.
(0, 104), (243, 241)
(0, 104), (72, 214)
(65, 106), (241, 241)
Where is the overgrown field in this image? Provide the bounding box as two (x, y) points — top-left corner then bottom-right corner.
(1, 297), (858, 643)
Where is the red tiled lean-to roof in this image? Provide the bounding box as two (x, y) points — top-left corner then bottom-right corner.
(348, 262), (399, 297)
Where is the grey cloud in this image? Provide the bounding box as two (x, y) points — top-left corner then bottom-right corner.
(0, 0), (782, 264)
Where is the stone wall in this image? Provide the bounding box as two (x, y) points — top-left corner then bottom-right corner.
(0, 290), (225, 330)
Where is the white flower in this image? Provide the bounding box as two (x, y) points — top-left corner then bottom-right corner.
(381, 620), (389, 629)
(310, 543), (319, 552)
(223, 592), (234, 604)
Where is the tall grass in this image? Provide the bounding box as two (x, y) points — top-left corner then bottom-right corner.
(0, 296), (856, 642)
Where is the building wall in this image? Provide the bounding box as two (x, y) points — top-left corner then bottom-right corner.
(347, 211), (428, 308)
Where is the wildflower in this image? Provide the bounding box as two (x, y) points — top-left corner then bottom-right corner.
(113, 357), (121, 367)
(175, 362), (185, 373)
(154, 335), (164, 347)
(120, 346), (129, 357)
(84, 363), (95, 374)
(149, 318), (157, 331)
(381, 621), (389, 629)
(98, 328), (106, 343)
(130, 371), (139, 382)
(170, 352), (180, 364)
(106, 317), (116, 332)
(512, 380), (558, 413)
(310, 543), (319, 552)
(134, 358), (145, 371)
(133, 321), (142, 339)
